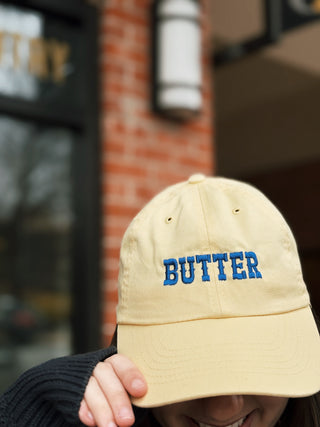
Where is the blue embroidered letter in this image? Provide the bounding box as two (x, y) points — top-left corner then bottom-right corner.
(179, 256), (195, 284)
(163, 258), (178, 285)
(230, 252), (247, 280)
(196, 254), (211, 281)
(245, 251), (262, 279)
(212, 253), (228, 281)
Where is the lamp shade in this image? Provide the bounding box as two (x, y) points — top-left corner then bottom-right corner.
(154, 0), (202, 119)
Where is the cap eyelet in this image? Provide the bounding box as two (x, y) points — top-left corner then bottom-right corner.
(165, 216), (173, 224)
(232, 208), (240, 214)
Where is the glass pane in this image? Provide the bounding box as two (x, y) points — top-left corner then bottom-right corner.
(0, 115), (74, 392)
(0, 3), (85, 108)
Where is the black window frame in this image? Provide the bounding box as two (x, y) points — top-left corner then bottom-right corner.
(0, 0), (102, 353)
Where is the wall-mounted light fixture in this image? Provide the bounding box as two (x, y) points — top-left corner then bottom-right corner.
(152, 0), (202, 120)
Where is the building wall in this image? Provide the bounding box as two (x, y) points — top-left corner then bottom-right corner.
(99, 0), (215, 344)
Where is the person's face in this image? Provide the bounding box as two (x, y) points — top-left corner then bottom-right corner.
(152, 395), (288, 427)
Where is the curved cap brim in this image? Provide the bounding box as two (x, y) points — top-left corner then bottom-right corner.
(118, 306), (320, 408)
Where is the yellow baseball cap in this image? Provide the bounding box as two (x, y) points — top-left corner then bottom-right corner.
(117, 175), (320, 407)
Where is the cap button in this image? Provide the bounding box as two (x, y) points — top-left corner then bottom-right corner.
(188, 173), (206, 184)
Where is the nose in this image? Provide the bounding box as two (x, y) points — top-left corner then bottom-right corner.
(202, 395), (246, 422)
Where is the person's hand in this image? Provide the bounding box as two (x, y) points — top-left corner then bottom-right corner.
(78, 354), (147, 427)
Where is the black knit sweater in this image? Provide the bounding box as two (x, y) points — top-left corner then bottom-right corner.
(0, 345), (153, 427)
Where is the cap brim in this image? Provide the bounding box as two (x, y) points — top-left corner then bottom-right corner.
(118, 306), (320, 407)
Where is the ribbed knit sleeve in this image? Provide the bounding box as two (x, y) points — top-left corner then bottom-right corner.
(0, 346), (117, 427)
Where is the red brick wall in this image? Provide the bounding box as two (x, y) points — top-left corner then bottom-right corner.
(99, 0), (215, 344)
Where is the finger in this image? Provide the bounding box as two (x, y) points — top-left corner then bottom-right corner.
(106, 354), (148, 398)
(84, 375), (116, 427)
(78, 399), (96, 427)
(93, 360), (135, 427)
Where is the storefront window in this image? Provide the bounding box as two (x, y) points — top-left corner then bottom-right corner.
(0, 0), (100, 391)
(0, 115), (74, 392)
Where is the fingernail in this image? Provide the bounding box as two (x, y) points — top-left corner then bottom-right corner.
(108, 422), (117, 427)
(88, 411), (94, 421)
(119, 407), (132, 420)
(131, 378), (145, 390)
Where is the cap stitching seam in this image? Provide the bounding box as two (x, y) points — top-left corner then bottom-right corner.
(196, 184), (222, 314)
(122, 218), (139, 311)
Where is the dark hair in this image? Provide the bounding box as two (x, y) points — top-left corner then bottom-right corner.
(280, 309), (320, 426)
(280, 394), (320, 426)
(110, 325), (117, 347)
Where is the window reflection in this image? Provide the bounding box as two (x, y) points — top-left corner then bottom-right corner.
(0, 4), (42, 98)
(0, 115), (74, 392)
(0, 2), (78, 104)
